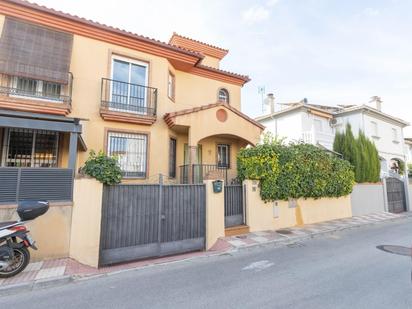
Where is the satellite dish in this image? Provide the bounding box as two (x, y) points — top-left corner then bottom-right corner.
(329, 118), (338, 127)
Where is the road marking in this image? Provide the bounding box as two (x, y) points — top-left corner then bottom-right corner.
(242, 260), (274, 272)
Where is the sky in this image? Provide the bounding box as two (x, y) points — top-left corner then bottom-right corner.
(33, 0), (412, 135)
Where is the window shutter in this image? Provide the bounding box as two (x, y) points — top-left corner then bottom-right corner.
(0, 17), (73, 84)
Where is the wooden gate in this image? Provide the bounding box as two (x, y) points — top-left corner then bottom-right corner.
(99, 183), (206, 266)
(224, 184), (244, 227)
(386, 177), (406, 213)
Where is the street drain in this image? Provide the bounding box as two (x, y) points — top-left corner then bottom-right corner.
(276, 229), (292, 235)
(376, 245), (412, 256)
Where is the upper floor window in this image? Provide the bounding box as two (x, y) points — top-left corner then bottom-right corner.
(392, 128), (399, 142)
(370, 121), (379, 137)
(11, 77), (62, 101)
(110, 56), (149, 114)
(107, 131), (148, 178)
(168, 71), (175, 101)
(314, 119), (323, 132)
(218, 88), (229, 103)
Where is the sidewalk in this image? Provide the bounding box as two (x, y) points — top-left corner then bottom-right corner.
(0, 211), (407, 295)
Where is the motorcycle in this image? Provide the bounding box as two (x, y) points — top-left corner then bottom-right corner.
(0, 200), (49, 278)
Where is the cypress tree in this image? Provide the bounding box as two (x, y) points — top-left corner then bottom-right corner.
(333, 124), (380, 183)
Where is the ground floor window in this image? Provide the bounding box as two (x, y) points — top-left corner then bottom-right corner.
(107, 131), (148, 178)
(169, 138), (177, 178)
(217, 144), (230, 168)
(1, 128), (59, 167)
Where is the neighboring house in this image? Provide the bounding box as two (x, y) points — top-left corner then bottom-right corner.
(256, 95), (409, 175)
(404, 138), (412, 165)
(0, 0), (263, 204)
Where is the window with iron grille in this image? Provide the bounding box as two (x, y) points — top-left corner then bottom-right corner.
(169, 138), (177, 178)
(217, 144), (230, 168)
(2, 128), (59, 167)
(107, 132), (148, 178)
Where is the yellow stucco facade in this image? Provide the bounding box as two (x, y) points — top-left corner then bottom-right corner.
(244, 180), (352, 232)
(0, 10), (262, 183)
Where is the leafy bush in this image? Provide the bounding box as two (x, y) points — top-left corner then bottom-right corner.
(333, 124), (380, 183)
(238, 136), (355, 202)
(81, 150), (122, 185)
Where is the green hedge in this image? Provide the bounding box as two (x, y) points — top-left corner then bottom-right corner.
(237, 137), (354, 202)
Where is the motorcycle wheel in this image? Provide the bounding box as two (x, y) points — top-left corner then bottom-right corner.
(0, 247), (30, 278)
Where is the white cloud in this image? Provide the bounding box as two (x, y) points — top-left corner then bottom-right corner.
(242, 6), (270, 25)
(266, 0), (280, 7)
(364, 8), (380, 16)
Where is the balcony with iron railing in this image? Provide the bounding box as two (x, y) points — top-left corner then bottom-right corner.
(100, 78), (157, 125)
(0, 73), (73, 115)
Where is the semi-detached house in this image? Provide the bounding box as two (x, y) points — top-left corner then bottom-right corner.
(0, 0), (264, 204)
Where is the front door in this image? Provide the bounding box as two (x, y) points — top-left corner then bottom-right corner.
(183, 144), (203, 183)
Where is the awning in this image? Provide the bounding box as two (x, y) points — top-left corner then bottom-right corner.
(0, 17), (73, 84)
(0, 109), (87, 151)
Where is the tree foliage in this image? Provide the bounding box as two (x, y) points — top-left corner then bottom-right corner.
(238, 135), (355, 202)
(81, 150), (122, 185)
(333, 124), (380, 183)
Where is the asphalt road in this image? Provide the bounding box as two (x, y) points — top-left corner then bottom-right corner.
(2, 218), (412, 309)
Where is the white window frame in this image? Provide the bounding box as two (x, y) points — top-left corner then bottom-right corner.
(107, 131), (148, 178)
(218, 88), (229, 103)
(167, 71), (175, 101)
(370, 121), (379, 138)
(110, 55), (149, 115)
(10, 76), (63, 103)
(314, 119), (323, 132)
(392, 128), (399, 143)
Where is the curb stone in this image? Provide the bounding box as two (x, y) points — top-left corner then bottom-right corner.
(0, 275), (73, 296)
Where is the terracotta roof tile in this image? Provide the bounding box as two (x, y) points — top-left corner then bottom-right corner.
(164, 102), (264, 130)
(169, 32), (229, 53)
(3, 0), (251, 84)
(4, 0), (203, 58)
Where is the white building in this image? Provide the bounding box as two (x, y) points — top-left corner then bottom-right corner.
(256, 96), (409, 174)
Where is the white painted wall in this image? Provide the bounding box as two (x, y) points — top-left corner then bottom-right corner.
(259, 108), (407, 172)
(260, 110), (303, 144)
(335, 112), (406, 171)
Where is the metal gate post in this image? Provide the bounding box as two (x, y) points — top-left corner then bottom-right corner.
(403, 177), (410, 212)
(157, 174), (163, 254)
(382, 177), (389, 212)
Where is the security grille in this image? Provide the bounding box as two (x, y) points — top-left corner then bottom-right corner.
(2, 128), (59, 167)
(107, 132), (148, 178)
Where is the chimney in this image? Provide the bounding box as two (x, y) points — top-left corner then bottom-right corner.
(264, 93), (275, 114)
(376, 100), (382, 111)
(370, 96), (382, 111)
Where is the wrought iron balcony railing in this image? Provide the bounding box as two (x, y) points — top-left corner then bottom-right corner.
(0, 73), (73, 104)
(101, 78), (157, 117)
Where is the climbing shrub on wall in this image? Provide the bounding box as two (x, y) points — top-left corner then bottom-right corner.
(237, 134), (355, 202)
(81, 150), (122, 185)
